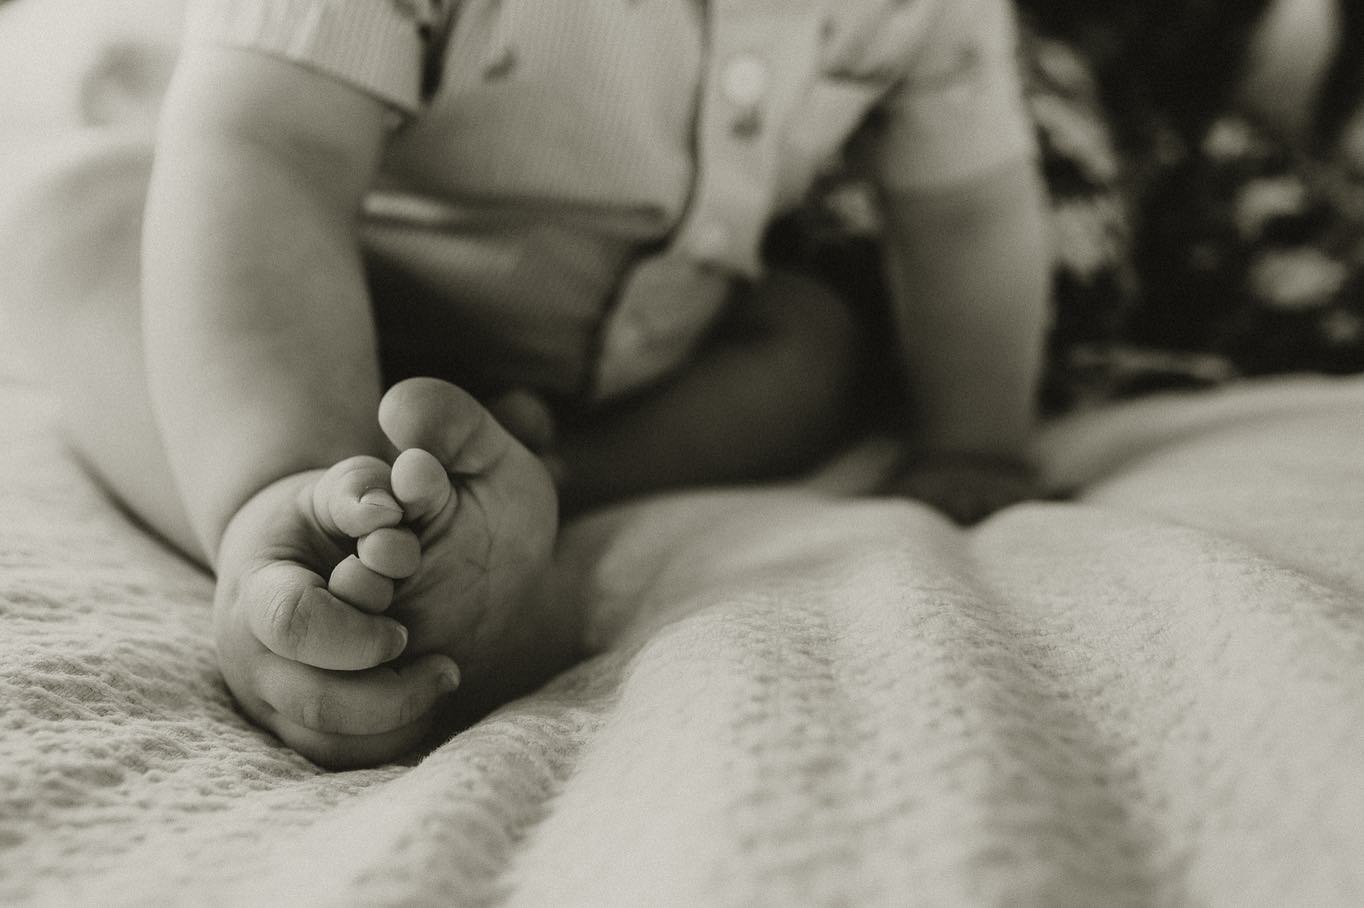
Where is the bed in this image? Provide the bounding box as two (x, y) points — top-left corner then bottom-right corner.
(4, 369), (1364, 905)
(4, 1), (1364, 904)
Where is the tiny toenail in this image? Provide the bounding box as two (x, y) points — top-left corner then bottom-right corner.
(361, 489), (401, 512)
(390, 624), (409, 657)
(438, 665), (461, 693)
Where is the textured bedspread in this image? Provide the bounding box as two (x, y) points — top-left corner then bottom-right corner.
(2, 375), (1363, 905)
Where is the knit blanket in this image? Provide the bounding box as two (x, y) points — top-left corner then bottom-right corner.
(3, 373), (1363, 906)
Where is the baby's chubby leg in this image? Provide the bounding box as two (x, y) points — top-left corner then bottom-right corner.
(555, 268), (868, 511)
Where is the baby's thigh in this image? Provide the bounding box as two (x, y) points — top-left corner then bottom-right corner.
(0, 129), (154, 369)
(0, 127), (203, 560)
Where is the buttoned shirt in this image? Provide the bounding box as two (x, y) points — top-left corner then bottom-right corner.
(186, 0), (1036, 400)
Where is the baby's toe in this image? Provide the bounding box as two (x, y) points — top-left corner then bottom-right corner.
(391, 447), (454, 521)
(357, 526), (422, 579)
(312, 455), (404, 539)
(328, 554), (396, 613)
(242, 561), (409, 671)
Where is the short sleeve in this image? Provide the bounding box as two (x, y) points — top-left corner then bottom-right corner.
(183, 0), (449, 113)
(871, 0), (1036, 192)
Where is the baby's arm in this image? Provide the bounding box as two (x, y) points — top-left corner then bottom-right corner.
(143, 46), (389, 557)
(868, 0), (1051, 523)
(878, 158), (1052, 522)
(881, 158), (1051, 460)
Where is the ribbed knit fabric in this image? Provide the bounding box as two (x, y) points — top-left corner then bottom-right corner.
(3, 373), (1364, 905)
(185, 0), (438, 111)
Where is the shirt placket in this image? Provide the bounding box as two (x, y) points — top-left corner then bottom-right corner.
(593, 0), (824, 401)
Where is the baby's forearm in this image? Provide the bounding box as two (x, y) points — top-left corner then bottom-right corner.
(143, 49), (390, 562)
(880, 160), (1051, 458)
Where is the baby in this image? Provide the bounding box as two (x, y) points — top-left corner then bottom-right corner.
(53, 0), (1051, 766)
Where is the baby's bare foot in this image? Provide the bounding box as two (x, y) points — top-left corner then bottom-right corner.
(213, 457), (464, 769)
(331, 377), (572, 721)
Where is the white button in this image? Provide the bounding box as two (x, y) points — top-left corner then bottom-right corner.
(721, 54), (769, 107)
(693, 220), (732, 260)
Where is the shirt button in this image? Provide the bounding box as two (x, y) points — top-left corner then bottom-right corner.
(721, 54), (769, 107)
(693, 220), (733, 260)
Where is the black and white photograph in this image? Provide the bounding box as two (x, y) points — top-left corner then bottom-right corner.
(1, 0), (1362, 903)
